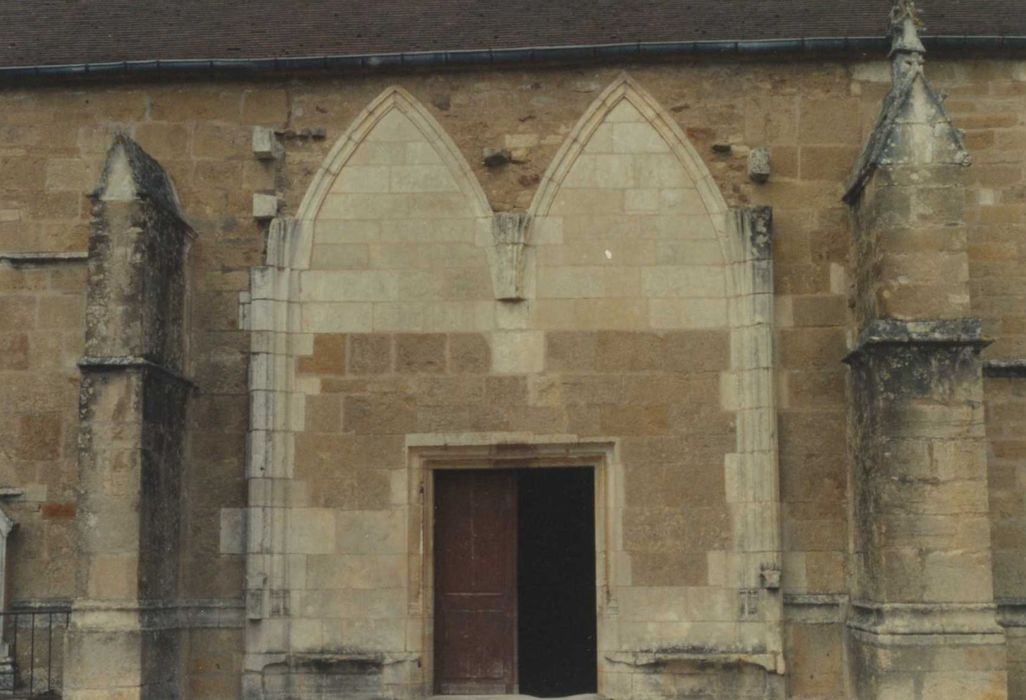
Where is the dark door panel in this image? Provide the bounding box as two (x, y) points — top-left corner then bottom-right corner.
(434, 470), (517, 694)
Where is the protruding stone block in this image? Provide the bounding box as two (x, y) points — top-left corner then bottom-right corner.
(252, 126), (283, 160)
(482, 147), (512, 168)
(490, 212), (529, 301)
(253, 193), (280, 220)
(748, 147), (771, 183)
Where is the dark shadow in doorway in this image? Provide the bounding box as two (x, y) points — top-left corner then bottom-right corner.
(517, 468), (597, 697)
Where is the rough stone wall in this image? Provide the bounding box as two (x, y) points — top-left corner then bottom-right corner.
(0, 58), (1020, 697)
(960, 62), (1026, 700)
(0, 259), (83, 600)
(990, 369), (1026, 700)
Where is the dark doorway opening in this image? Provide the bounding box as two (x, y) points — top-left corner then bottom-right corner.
(517, 468), (597, 697)
(433, 467), (597, 697)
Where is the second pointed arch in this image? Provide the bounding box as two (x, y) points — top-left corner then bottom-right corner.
(527, 75), (738, 268)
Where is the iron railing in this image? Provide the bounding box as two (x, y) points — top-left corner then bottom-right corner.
(0, 608), (69, 698)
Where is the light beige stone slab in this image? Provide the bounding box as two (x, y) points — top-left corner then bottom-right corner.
(492, 331), (545, 374)
(372, 301), (494, 332)
(378, 218), (479, 243)
(642, 266), (726, 298)
(335, 510), (406, 554)
(606, 99), (644, 123)
(306, 554), (406, 590)
(618, 586), (691, 622)
(613, 122), (670, 154)
(659, 187), (706, 214)
(366, 109), (424, 142)
(563, 154), (636, 189)
(332, 165), (390, 194)
(405, 141), (444, 165)
(336, 618), (406, 650)
(625, 188), (660, 213)
(310, 243), (371, 270)
(348, 141), (405, 167)
(301, 302), (373, 332)
(368, 242), (485, 269)
(389, 165), (459, 193)
(312, 220), (381, 245)
(655, 239), (725, 266)
(285, 509), (336, 555)
(633, 153), (693, 189)
(649, 298), (728, 329)
(550, 189), (625, 215)
(300, 270), (399, 302)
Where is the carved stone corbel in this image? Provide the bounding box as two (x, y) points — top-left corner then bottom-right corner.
(490, 212), (529, 301)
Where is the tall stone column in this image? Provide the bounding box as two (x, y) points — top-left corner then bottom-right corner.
(64, 135), (193, 699)
(842, 3), (1007, 697)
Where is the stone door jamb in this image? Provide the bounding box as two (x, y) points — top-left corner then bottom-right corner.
(405, 434), (621, 698)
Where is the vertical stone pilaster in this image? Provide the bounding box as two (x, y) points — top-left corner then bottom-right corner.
(843, 3), (1007, 697)
(0, 510), (15, 693)
(64, 135), (193, 699)
(728, 206), (784, 683)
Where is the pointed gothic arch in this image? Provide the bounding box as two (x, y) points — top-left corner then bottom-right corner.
(266, 86), (492, 273)
(529, 75), (740, 274)
(525, 74), (784, 672)
(297, 86), (490, 224)
(242, 86), (497, 692)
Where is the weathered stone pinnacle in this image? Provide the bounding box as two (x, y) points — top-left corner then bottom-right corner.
(890, 0), (926, 84)
(890, 0), (926, 56)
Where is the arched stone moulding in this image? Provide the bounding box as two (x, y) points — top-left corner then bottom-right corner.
(528, 75), (783, 671)
(241, 86), (496, 687)
(295, 85), (493, 248)
(529, 74), (737, 266)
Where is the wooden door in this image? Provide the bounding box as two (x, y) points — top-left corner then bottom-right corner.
(434, 470), (517, 694)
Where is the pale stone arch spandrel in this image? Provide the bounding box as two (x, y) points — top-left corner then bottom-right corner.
(528, 74), (740, 273)
(278, 85), (492, 271)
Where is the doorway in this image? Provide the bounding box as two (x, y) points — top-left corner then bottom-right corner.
(433, 468), (597, 697)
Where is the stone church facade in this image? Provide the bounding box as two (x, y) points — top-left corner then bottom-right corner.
(0, 1), (1024, 698)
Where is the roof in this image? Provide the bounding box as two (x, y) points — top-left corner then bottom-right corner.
(0, 1), (1021, 71)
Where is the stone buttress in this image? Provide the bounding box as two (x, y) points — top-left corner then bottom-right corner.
(63, 135), (193, 699)
(843, 2), (1007, 697)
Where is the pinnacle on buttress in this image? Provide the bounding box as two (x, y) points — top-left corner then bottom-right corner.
(890, 0), (926, 55)
(94, 133), (182, 216)
(890, 0), (926, 81)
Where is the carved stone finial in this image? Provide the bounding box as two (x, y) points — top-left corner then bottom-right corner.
(889, 0), (926, 57)
(844, 0), (969, 203)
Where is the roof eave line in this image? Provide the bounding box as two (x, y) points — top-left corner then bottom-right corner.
(1, 35), (1024, 80)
